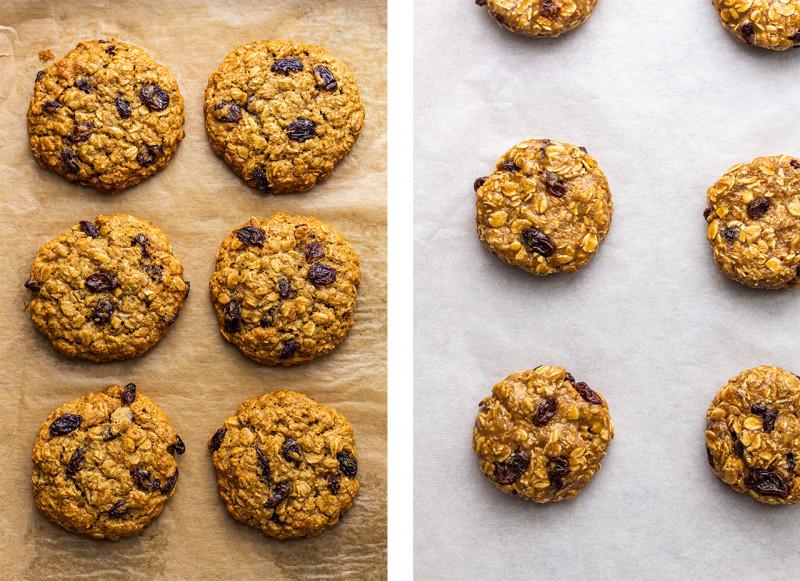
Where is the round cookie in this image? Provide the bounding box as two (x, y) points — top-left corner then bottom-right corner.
(705, 155), (800, 289)
(32, 384), (185, 540)
(208, 390), (359, 539)
(473, 365), (614, 503)
(27, 39), (184, 192)
(477, 0), (598, 37)
(713, 0), (800, 51)
(706, 366), (800, 504)
(204, 40), (365, 194)
(209, 212), (360, 366)
(475, 139), (612, 275)
(25, 214), (189, 362)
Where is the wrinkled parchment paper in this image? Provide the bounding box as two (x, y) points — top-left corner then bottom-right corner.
(415, 1), (800, 579)
(0, 1), (386, 578)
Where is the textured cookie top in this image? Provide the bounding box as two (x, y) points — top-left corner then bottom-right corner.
(32, 384), (184, 540)
(473, 366), (613, 503)
(705, 155), (800, 289)
(27, 40), (185, 192)
(479, 0), (598, 37)
(706, 366), (800, 504)
(204, 40), (365, 194)
(475, 139), (612, 275)
(210, 212), (360, 366)
(25, 214), (189, 362)
(713, 0), (800, 50)
(208, 390), (359, 539)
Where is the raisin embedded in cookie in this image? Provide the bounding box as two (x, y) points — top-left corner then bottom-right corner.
(27, 40), (185, 192)
(713, 0), (800, 51)
(204, 40), (365, 194)
(706, 366), (800, 504)
(475, 139), (612, 276)
(208, 390), (359, 539)
(477, 0), (598, 37)
(209, 212), (360, 366)
(32, 384), (185, 540)
(25, 214), (189, 362)
(473, 365), (614, 503)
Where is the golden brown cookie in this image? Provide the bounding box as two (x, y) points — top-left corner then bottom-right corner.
(27, 39), (185, 192)
(706, 366), (800, 504)
(32, 384), (184, 540)
(209, 212), (360, 366)
(25, 214), (189, 362)
(473, 366), (613, 503)
(475, 139), (612, 276)
(477, 0), (598, 37)
(208, 390), (359, 539)
(204, 40), (364, 194)
(713, 0), (800, 50)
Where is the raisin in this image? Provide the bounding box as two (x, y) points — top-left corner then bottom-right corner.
(272, 58), (304, 74)
(282, 437), (302, 463)
(548, 456), (570, 489)
(85, 271), (117, 293)
(214, 100), (243, 123)
(706, 446), (715, 468)
(256, 448), (271, 482)
(209, 427), (227, 452)
(564, 372), (576, 384)
(121, 383), (137, 404)
(140, 84), (169, 111)
(278, 278), (295, 299)
(36, 70), (45, 82)
(65, 448), (84, 479)
(730, 429), (745, 457)
(223, 300), (242, 333)
(792, 159), (800, 170)
(131, 467), (161, 492)
(493, 451), (529, 485)
(79, 220), (100, 238)
(520, 227), (554, 257)
(252, 165), (271, 192)
(328, 474), (340, 494)
(106, 44), (116, 55)
(115, 94), (132, 119)
(279, 339), (299, 359)
(740, 23), (755, 42)
(69, 121), (94, 143)
(49, 414), (82, 436)
(789, 453), (796, 472)
(286, 118), (316, 142)
(790, 31), (800, 44)
(136, 145), (163, 168)
(541, 0), (560, 19)
(314, 65), (338, 91)
(573, 382), (603, 405)
(722, 227), (739, 243)
(260, 305), (279, 328)
(337, 450), (358, 477)
(144, 265), (163, 282)
(61, 149), (80, 173)
(703, 207), (712, 220)
(473, 177), (487, 192)
(307, 263), (337, 286)
(237, 226), (266, 246)
(24, 279), (41, 292)
(751, 403), (778, 433)
(305, 242), (325, 260)
(500, 161), (520, 172)
(579, 146), (588, 153)
(91, 300), (114, 324)
(169, 435), (185, 455)
(543, 171), (568, 197)
(108, 500), (129, 518)
(747, 197), (770, 219)
(532, 396), (557, 427)
(476, 0), (487, 5)
(132, 233), (150, 256)
(265, 481), (291, 508)
(75, 77), (91, 93)
(161, 469), (179, 495)
(43, 100), (61, 113)
(744, 469), (789, 498)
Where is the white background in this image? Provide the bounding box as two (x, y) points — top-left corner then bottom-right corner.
(414, 1), (800, 579)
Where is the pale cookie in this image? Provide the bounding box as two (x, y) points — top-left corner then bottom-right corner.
(475, 139), (612, 275)
(473, 366), (613, 503)
(28, 39), (185, 192)
(477, 0), (598, 37)
(209, 212), (360, 366)
(204, 40), (365, 194)
(713, 0), (800, 50)
(25, 214), (189, 362)
(32, 384), (185, 540)
(208, 390), (359, 539)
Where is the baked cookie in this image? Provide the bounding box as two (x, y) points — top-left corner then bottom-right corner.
(209, 213), (360, 366)
(25, 214), (189, 362)
(473, 366), (613, 503)
(204, 40), (364, 194)
(706, 366), (800, 504)
(705, 155), (800, 289)
(475, 139), (612, 275)
(477, 0), (598, 37)
(208, 390), (359, 539)
(32, 384), (185, 540)
(28, 40), (184, 192)
(713, 0), (800, 50)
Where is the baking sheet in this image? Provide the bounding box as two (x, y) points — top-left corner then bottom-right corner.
(0, 1), (386, 579)
(414, 1), (800, 579)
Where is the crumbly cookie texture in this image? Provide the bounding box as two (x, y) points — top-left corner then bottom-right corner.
(473, 366), (613, 503)
(204, 40), (365, 194)
(706, 366), (800, 504)
(25, 214), (189, 362)
(208, 390), (359, 539)
(478, 0), (598, 37)
(27, 39), (185, 192)
(209, 212), (360, 366)
(32, 384), (184, 540)
(705, 155), (800, 289)
(475, 139), (612, 275)
(713, 0), (800, 50)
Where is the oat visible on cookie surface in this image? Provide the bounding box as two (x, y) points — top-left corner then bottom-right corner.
(32, 384), (184, 540)
(477, 0), (598, 37)
(705, 155), (800, 289)
(28, 39), (184, 192)
(713, 0), (800, 50)
(204, 40), (364, 194)
(25, 214), (189, 362)
(475, 139), (612, 276)
(209, 212), (360, 366)
(706, 366), (800, 504)
(208, 390), (359, 539)
(473, 366), (613, 503)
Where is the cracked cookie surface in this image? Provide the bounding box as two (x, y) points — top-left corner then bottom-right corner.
(210, 212), (359, 366)
(473, 366), (613, 503)
(204, 40), (365, 194)
(27, 39), (184, 192)
(478, 0), (598, 37)
(25, 214), (189, 362)
(475, 139), (612, 275)
(713, 0), (800, 50)
(32, 384), (184, 540)
(208, 390), (359, 539)
(706, 366), (800, 504)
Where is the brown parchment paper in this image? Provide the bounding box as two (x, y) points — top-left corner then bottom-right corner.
(0, 1), (386, 578)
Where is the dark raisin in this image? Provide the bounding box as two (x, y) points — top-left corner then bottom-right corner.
(132, 233), (150, 256)
(307, 263), (337, 286)
(24, 279), (41, 292)
(223, 300), (242, 333)
(493, 451), (529, 485)
(476, 0), (487, 5)
(744, 469), (789, 498)
(108, 500), (129, 518)
(75, 77), (91, 93)
(500, 161), (520, 172)
(789, 453), (796, 472)
(120, 383), (136, 404)
(747, 197), (770, 219)
(282, 437), (302, 463)
(252, 165), (271, 192)
(543, 171), (568, 197)
(49, 414), (81, 436)
(271, 58), (304, 74)
(65, 448), (84, 479)
(337, 450), (358, 477)
(270, 511), (282, 523)
(279, 339), (299, 359)
(706, 446), (715, 468)
(115, 94), (132, 119)
(90, 300), (114, 324)
(209, 427), (227, 452)
(548, 456), (570, 489)
(169, 435), (185, 455)
(473, 177), (487, 192)
(730, 429), (745, 457)
(573, 382), (603, 405)
(36, 70), (45, 82)
(532, 396), (557, 427)
(79, 220), (100, 238)
(161, 468), (178, 495)
(256, 448), (271, 482)
(214, 100), (243, 123)
(792, 160), (800, 170)
(260, 305), (279, 328)
(541, 0), (560, 19)
(314, 65), (338, 91)
(751, 403), (778, 433)
(579, 146), (588, 153)
(106, 44), (116, 55)
(286, 118), (316, 142)
(703, 207), (712, 220)
(144, 264), (163, 282)
(140, 84), (169, 111)
(265, 481), (291, 508)
(237, 226), (266, 246)
(520, 227), (554, 257)
(61, 149), (80, 173)
(136, 145), (162, 168)
(85, 271), (117, 293)
(564, 372), (576, 384)
(305, 242), (325, 261)
(43, 100), (61, 113)
(69, 121), (94, 143)
(722, 227), (740, 243)
(130, 467), (161, 492)
(740, 23), (755, 42)
(328, 474), (340, 495)
(790, 31), (800, 44)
